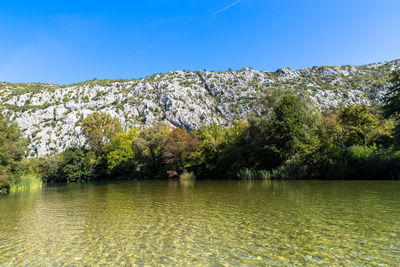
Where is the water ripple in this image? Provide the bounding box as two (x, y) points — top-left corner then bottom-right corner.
(0, 180), (399, 266)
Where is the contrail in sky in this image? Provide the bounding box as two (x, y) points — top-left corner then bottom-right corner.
(210, 0), (242, 17)
(133, 37), (170, 58)
(135, 44), (155, 56)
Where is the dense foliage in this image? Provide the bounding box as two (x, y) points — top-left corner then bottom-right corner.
(81, 112), (123, 156)
(0, 114), (41, 194)
(2, 71), (400, 194)
(38, 73), (400, 182)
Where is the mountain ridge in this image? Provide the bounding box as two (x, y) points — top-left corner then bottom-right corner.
(1, 59), (399, 156)
(2, 58), (398, 87)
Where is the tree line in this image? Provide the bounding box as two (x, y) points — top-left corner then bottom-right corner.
(1, 70), (400, 192)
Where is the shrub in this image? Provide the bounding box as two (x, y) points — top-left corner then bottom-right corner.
(271, 158), (305, 179)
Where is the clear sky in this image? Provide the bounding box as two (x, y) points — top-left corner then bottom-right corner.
(0, 0), (399, 84)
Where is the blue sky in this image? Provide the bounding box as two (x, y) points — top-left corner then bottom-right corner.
(0, 0), (399, 84)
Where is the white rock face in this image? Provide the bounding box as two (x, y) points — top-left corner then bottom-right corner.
(1, 59), (399, 157)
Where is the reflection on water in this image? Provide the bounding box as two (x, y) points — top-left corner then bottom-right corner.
(0, 180), (399, 265)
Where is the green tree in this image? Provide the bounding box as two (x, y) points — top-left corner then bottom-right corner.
(81, 112), (122, 155)
(248, 94), (320, 170)
(213, 120), (251, 177)
(308, 106), (394, 179)
(253, 87), (290, 118)
(58, 148), (97, 183)
(163, 127), (200, 177)
(383, 70), (400, 145)
(131, 122), (171, 178)
(339, 105), (390, 147)
(105, 128), (138, 176)
(319, 114), (344, 148)
(0, 114), (27, 190)
(191, 123), (231, 178)
(39, 154), (61, 182)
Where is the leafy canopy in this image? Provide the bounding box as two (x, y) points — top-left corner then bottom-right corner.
(0, 114), (27, 181)
(339, 105), (391, 147)
(81, 112), (122, 155)
(131, 122), (171, 178)
(105, 128), (138, 174)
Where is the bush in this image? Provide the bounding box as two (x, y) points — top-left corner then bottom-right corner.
(271, 158), (305, 179)
(0, 173), (10, 194)
(40, 148), (98, 183)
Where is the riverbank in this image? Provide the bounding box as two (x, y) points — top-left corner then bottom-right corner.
(0, 174), (43, 195)
(36, 98), (400, 184)
(2, 82), (400, 194)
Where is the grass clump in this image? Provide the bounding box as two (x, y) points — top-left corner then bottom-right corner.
(179, 171), (196, 181)
(9, 174), (43, 193)
(237, 168), (271, 180)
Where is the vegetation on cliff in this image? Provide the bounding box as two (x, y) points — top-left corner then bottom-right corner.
(0, 59), (399, 157)
(35, 71), (400, 183)
(2, 70), (400, 194)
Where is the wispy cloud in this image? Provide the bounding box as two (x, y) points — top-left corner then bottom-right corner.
(210, 0), (242, 17)
(132, 37), (171, 58)
(135, 44), (156, 56)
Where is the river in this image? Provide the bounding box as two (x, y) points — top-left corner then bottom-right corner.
(0, 180), (399, 265)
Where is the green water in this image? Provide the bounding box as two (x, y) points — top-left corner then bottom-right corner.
(0, 180), (399, 266)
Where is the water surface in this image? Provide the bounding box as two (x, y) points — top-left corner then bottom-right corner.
(0, 180), (399, 265)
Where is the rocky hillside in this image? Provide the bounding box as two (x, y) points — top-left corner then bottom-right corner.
(1, 59), (399, 157)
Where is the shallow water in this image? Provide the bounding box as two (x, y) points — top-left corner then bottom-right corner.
(0, 180), (399, 266)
